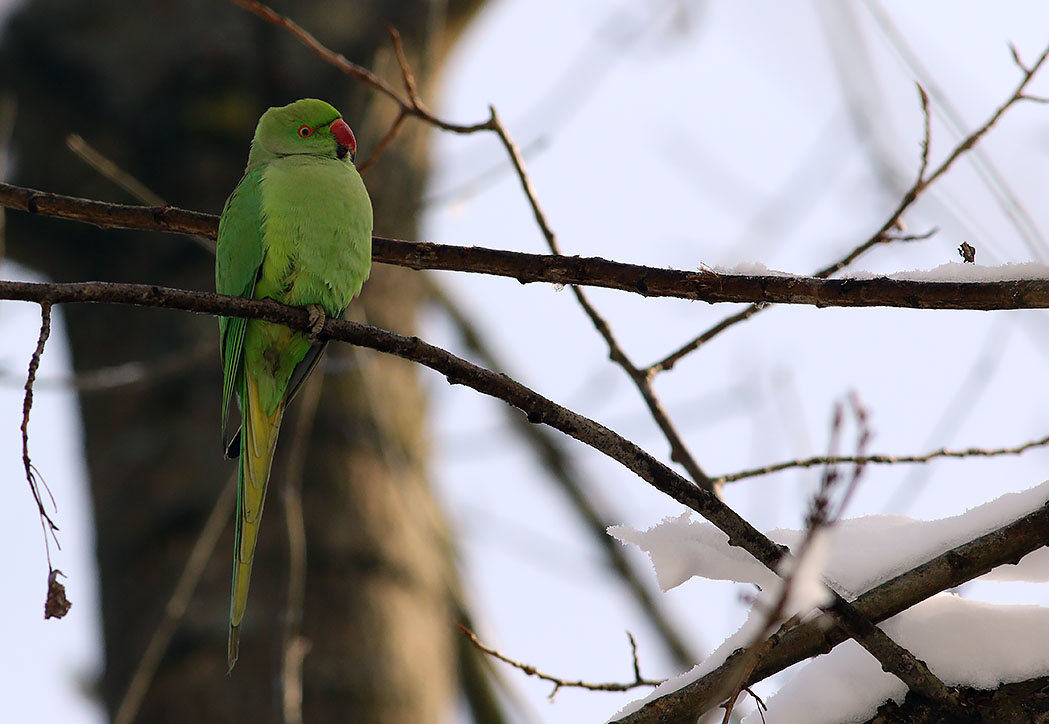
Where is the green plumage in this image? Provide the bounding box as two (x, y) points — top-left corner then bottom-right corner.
(216, 99), (372, 672)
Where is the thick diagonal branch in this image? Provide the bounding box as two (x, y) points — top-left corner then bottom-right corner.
(1, 279), (993, 716)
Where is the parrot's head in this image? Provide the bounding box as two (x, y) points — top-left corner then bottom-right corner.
(249, 98), (358, 166)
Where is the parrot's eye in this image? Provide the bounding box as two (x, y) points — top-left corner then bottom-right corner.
(298, 125), (313, 138)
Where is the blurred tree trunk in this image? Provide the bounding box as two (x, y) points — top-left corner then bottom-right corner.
(1, 1), (485, 721)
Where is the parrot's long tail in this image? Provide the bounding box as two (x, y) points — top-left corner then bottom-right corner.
(228, 374), (285, 673)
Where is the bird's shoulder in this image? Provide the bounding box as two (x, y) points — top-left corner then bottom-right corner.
(216, 168), (266, 297)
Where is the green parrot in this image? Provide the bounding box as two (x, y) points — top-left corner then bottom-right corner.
(216, 98), (372, 672)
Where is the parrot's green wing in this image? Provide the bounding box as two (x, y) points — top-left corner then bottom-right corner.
(221, 338), (332, 460)
(216, 168), (265, 447)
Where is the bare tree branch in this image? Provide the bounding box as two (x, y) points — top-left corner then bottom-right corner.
(458, 625), (662, 697)
(65, 134), (166, 206)
(484, 104), (714, 490)
(21, 302), (62, 583)
(647, 41), (1049, 374)
(5, 183), (1049, 310)
(429, 278), (700, 667)
(0, 181), (216, 236)
(228, 0), (492, 134)
(0, 277), (785, 564)
(716, 433), (1049, 484)
(1, 278), (1013, 721)
(64, 133), (216, 253)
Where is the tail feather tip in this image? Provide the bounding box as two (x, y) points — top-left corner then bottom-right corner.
(227, 627), (240, 675)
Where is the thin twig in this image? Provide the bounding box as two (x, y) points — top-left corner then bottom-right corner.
(914, 84), (932, 188)
(716, 432), (1049, 484)
(458, 625), (662, 698)
(486, 105), (715, 490)
(22, 303), (60, 575)
(808, 400), (966, 717)
(647, 41), (1049, 374)
(66, 134), (165, 205)
(388, 25), (421, 107)
(429, 278), (699, 667)
(112, 473), (237, 724)
(722, 399), (873, 723)
(356, 109), (407, 174)
(613, 442), (1049, 723)
(65, 134), (216, 253)
(228, 0), (491, 134)
(720, 617), (799, 724)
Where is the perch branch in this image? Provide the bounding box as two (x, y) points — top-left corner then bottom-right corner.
(0, 279), (990, 716)
(0, 278), (783, 559)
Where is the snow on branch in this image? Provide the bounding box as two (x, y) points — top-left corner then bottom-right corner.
(8, 3), (1049, 720)
(610, 481), (1049, 723)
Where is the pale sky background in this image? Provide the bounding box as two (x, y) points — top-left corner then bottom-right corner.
(4, 1), (1049, 723)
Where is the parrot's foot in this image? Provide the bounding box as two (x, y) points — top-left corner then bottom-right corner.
(306, 304), (326, 344)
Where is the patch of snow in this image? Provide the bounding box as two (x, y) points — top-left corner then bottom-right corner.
(609, 480), (1049, 598)
(712, 261), (796, 277)
(842, 261), (1049, 282)
(776, 530), (832, 617)
(741, 594), (1049, 723)
(610, 482), (1049, 721)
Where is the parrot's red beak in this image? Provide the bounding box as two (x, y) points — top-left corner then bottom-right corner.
(329, 118), (357, 162)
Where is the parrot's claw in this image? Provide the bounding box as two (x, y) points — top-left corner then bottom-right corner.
(306, 304), (326, 344)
